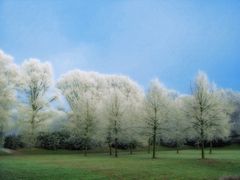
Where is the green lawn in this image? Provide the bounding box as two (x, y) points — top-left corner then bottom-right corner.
(0, 148), (240, 180)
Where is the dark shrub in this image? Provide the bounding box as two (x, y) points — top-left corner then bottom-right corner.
(112, 140), (137, 150)
(37, 131), (71, 150)
(65, 136), (85, 150)
(4, 135), (24, 150)
(36, 131), (98, 150)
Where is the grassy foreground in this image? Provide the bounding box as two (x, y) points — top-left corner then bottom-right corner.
(0, 148), (240, 180)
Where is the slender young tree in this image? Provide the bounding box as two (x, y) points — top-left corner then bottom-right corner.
(163, 98), (190, 154)
(118, 77), (144, 155)
(19, 59), (56, 147)
(0, 50), (18, 147)
(185, 71), (230, 159)
(144, 79), (169, 159)
(104, 89), (125, 157)
(101, 75), (143, 157)
(206, 90), (231, 154)
(105, 127), (113, 156)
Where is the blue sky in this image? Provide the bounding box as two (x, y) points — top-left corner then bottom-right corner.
(0, 0), (240, 93)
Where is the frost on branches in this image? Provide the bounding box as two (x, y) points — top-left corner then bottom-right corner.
(0, 50), (18, 147)
(18, 59), (56, 147)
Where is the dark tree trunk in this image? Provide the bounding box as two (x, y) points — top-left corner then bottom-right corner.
(199, 105), (205, 159)
(0, 128), (3, 148)
(201, 141), (205, 159)
(176, 143), (179, 154)
(209, 141), (213, 154)
(152, 107), (157, 159)
(147, 138), (151, 154)
(84, 140), (88, 156)
(30, 115), (36, 148)
(114, 119), (118, 158)
(200, 128), (205, 159)
(114, 138), (118, 157)
(152, 126), (156, 159)
(129, 143), (133, 155)
(108, 143), (112, 156)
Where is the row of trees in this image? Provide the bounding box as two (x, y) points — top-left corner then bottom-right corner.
(0, 49), (238, 159)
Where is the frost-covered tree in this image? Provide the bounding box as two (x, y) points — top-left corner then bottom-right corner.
(101, 75), (144, 157)
(102, 88), (126, 157)
(0, 50), (18, 147)
(206, 90), (231, 154)
(57, 70), (103, 156)
(163, 97), (190, 154)
(19, 59), (56, 147)
(144, 79), (170, 159)
(185, 71), (231, 159)
(123, 104), (144, 155)
(218, 90), (240, 143)
(114, 77), (144, 155)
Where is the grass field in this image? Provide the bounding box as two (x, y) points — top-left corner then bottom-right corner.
(0, 147), (240, 180)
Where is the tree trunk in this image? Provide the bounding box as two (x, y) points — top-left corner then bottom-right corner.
(200, 127), (205, 159)
(152, 126), (156, 159)
(30, 115), (36, 148)
(201, 140), (205, 159)
(152, 107), (157, 159)
(114, 137), (118, 157)
(176, 143), (179, 154)
(209, 141), (213, 154)
(148, 138), (151, 154)
(199, 105), (205, 159)
(0, 127), (3, 148)
(108, 143), (112, 156)
(114, 118), (118, 158)
(84, 139), (88, 156)
(84, 146), (87, 156)
(129, 143), (133, 155)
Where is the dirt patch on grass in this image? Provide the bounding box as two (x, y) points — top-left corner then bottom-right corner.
(0, 148), (21, 155)
(197, 158), (220, 165)
(219, 176), (240, 180)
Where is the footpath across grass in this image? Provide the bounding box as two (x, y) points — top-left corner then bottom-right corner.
(0, 148), (240, 180)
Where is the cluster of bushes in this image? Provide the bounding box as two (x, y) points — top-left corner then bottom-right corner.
(3, 131), (139, 151)
(3, 131), (101, 150)
(37, 131), (99, 150)
(4, 135), (24, 150)
(4, 133), (235, 151)
(185, 140), (232, 148)
(37, 131), (70, 150)
(36, 132), (138, 151)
